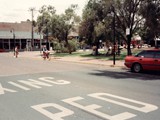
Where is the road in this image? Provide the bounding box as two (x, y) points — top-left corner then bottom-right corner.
(0, 53), (160, 120)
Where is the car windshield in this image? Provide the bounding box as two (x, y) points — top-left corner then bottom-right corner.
(135, 50), (157, 58)
(155, 51), (160, 58)
(134, 51), (145, 57)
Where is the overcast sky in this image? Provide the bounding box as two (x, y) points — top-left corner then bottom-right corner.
(0, 0), (88, 23)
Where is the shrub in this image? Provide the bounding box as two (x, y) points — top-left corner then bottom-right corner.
(53, 39), (79, 53)
(68, 39), (79, 52)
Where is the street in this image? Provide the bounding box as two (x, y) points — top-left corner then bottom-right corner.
(0, 53), (160, 120)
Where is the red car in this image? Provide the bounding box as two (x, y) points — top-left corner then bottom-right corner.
(124, 49), (160, 73)
(0, 49), (5, 52)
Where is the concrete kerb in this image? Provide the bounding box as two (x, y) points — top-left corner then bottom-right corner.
(52, 56), (124, 68)
(13, 51), (125, 68)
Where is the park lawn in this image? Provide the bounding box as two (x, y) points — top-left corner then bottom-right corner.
(53, 51), (92, 57)
(53, 48), (143, 60)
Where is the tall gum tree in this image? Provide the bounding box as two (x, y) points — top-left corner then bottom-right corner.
(37, 5), (56, 43)
(61, 4), (80, 54)
(80, 0), (145, 55)
(37, 5), (80, 54)
(140, 0), (160, 44)
(79, 0), (110, 55)
(108, 0), (145, 55)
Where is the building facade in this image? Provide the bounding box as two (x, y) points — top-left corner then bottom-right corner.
(0, 21), (42, 51)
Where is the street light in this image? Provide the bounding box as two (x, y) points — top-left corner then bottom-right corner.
(42, 16), (50, 51)
(44, 19), (49, 51)
(111, 10), (116, 65)
(126, 28), (131, 55)
(29, 7), (35, 51)
(10, 28), (15, 49)
(46, 26), (49, 50)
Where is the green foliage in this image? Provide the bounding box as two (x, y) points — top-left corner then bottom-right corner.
(37, 5), (56, 34)
(53, 39), (79, 53)
(79, 0), (150, 56)
(68, 39), (79, 52)
(37, 4), (81, 54)
(140, 0), (160, 42)
(54, 49), (129, 61)
(53, 42), (63, 53)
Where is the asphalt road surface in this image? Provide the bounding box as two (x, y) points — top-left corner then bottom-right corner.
(0, 53), (160, 120)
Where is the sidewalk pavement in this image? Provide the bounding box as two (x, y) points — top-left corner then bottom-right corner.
(9, 51), (125, 68)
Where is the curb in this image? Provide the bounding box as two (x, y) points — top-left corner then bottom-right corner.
(51, 57), (125, 68)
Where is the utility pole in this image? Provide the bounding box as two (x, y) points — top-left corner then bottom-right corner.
(111, 5), (116, 66)
(29, 7), (35, 51)
(10, 29), (15, 49)
(113, 11), (116, 65)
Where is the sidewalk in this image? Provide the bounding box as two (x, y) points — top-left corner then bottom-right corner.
(17, 51), (125, 67)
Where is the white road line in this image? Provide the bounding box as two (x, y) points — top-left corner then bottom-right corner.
(62, 96), (136, 120)
(88, 93), (158, 113)
(31, 103), (74, 120)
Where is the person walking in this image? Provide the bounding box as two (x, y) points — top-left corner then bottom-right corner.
(14, 46), (19, 58)
(42, 46), (50, 60)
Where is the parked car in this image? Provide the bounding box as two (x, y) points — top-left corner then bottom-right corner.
(0, 49), (5, 52)
(124, 49), (160, 73)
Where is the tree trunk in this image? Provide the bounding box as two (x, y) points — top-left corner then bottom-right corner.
(95, 40), (99, 56)
(127, 35), (132, 55)
(66, 40), (72, 54)
(65, 32), (72, 54)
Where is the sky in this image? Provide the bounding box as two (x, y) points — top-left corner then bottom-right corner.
(0, 0), (88, 23)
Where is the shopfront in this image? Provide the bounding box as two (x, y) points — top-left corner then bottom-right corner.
(0, 31), (42, 51)
(0, 21), (42, 51)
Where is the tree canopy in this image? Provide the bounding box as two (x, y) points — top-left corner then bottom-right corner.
(35, 1), (160, 55)
(140, 0), (160, 44)
(79, 0), (160, 55)
(36, 4), (80, 53)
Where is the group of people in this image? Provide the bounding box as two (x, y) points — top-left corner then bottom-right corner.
(42, 46), (50, 60)
(13, 45), (50, 60)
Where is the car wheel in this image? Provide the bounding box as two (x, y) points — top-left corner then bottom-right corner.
(132, 63), (142, 73)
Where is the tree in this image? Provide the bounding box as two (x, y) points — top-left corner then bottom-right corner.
(79, 0), (109, 55)
(36, 5), (56, 50)
(52, 4), (80, 54)
(108, 0), (146, 55)
(140, 0), (160, 44)
(80, 0), (146, 55)
(79, 7), (95, 46)
(37, 5), (80, 53)
(37, 5), (56, 35)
